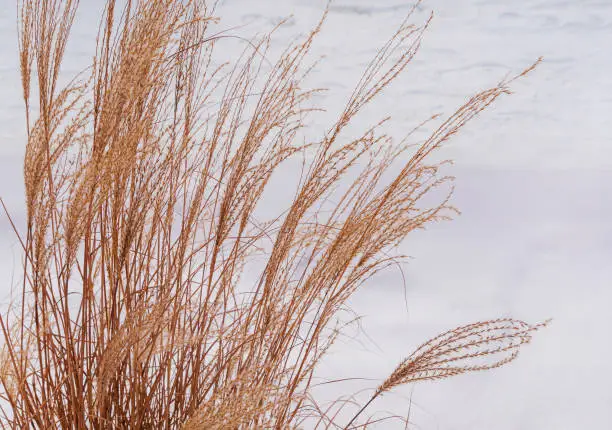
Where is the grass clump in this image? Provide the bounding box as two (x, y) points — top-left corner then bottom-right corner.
(0, 0), (546, 428)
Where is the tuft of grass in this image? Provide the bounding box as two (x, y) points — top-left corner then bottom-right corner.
(0, 0), (546, 428)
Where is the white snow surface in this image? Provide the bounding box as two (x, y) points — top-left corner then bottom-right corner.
(1, 0), (611, 429)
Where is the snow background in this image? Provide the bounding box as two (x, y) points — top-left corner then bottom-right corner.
(1, 0), (611, 428)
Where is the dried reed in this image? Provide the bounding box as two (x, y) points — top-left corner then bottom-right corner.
(0, 0), (545, 428)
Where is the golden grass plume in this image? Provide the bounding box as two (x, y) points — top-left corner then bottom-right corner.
(0, 0), (546, 428)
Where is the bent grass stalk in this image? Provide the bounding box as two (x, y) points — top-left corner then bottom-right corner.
(0, 0), (546, 428)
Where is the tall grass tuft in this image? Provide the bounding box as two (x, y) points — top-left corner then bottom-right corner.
(0, 0), (546, 428)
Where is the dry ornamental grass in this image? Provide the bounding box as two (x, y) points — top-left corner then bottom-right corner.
(0, 0), (547, 428)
